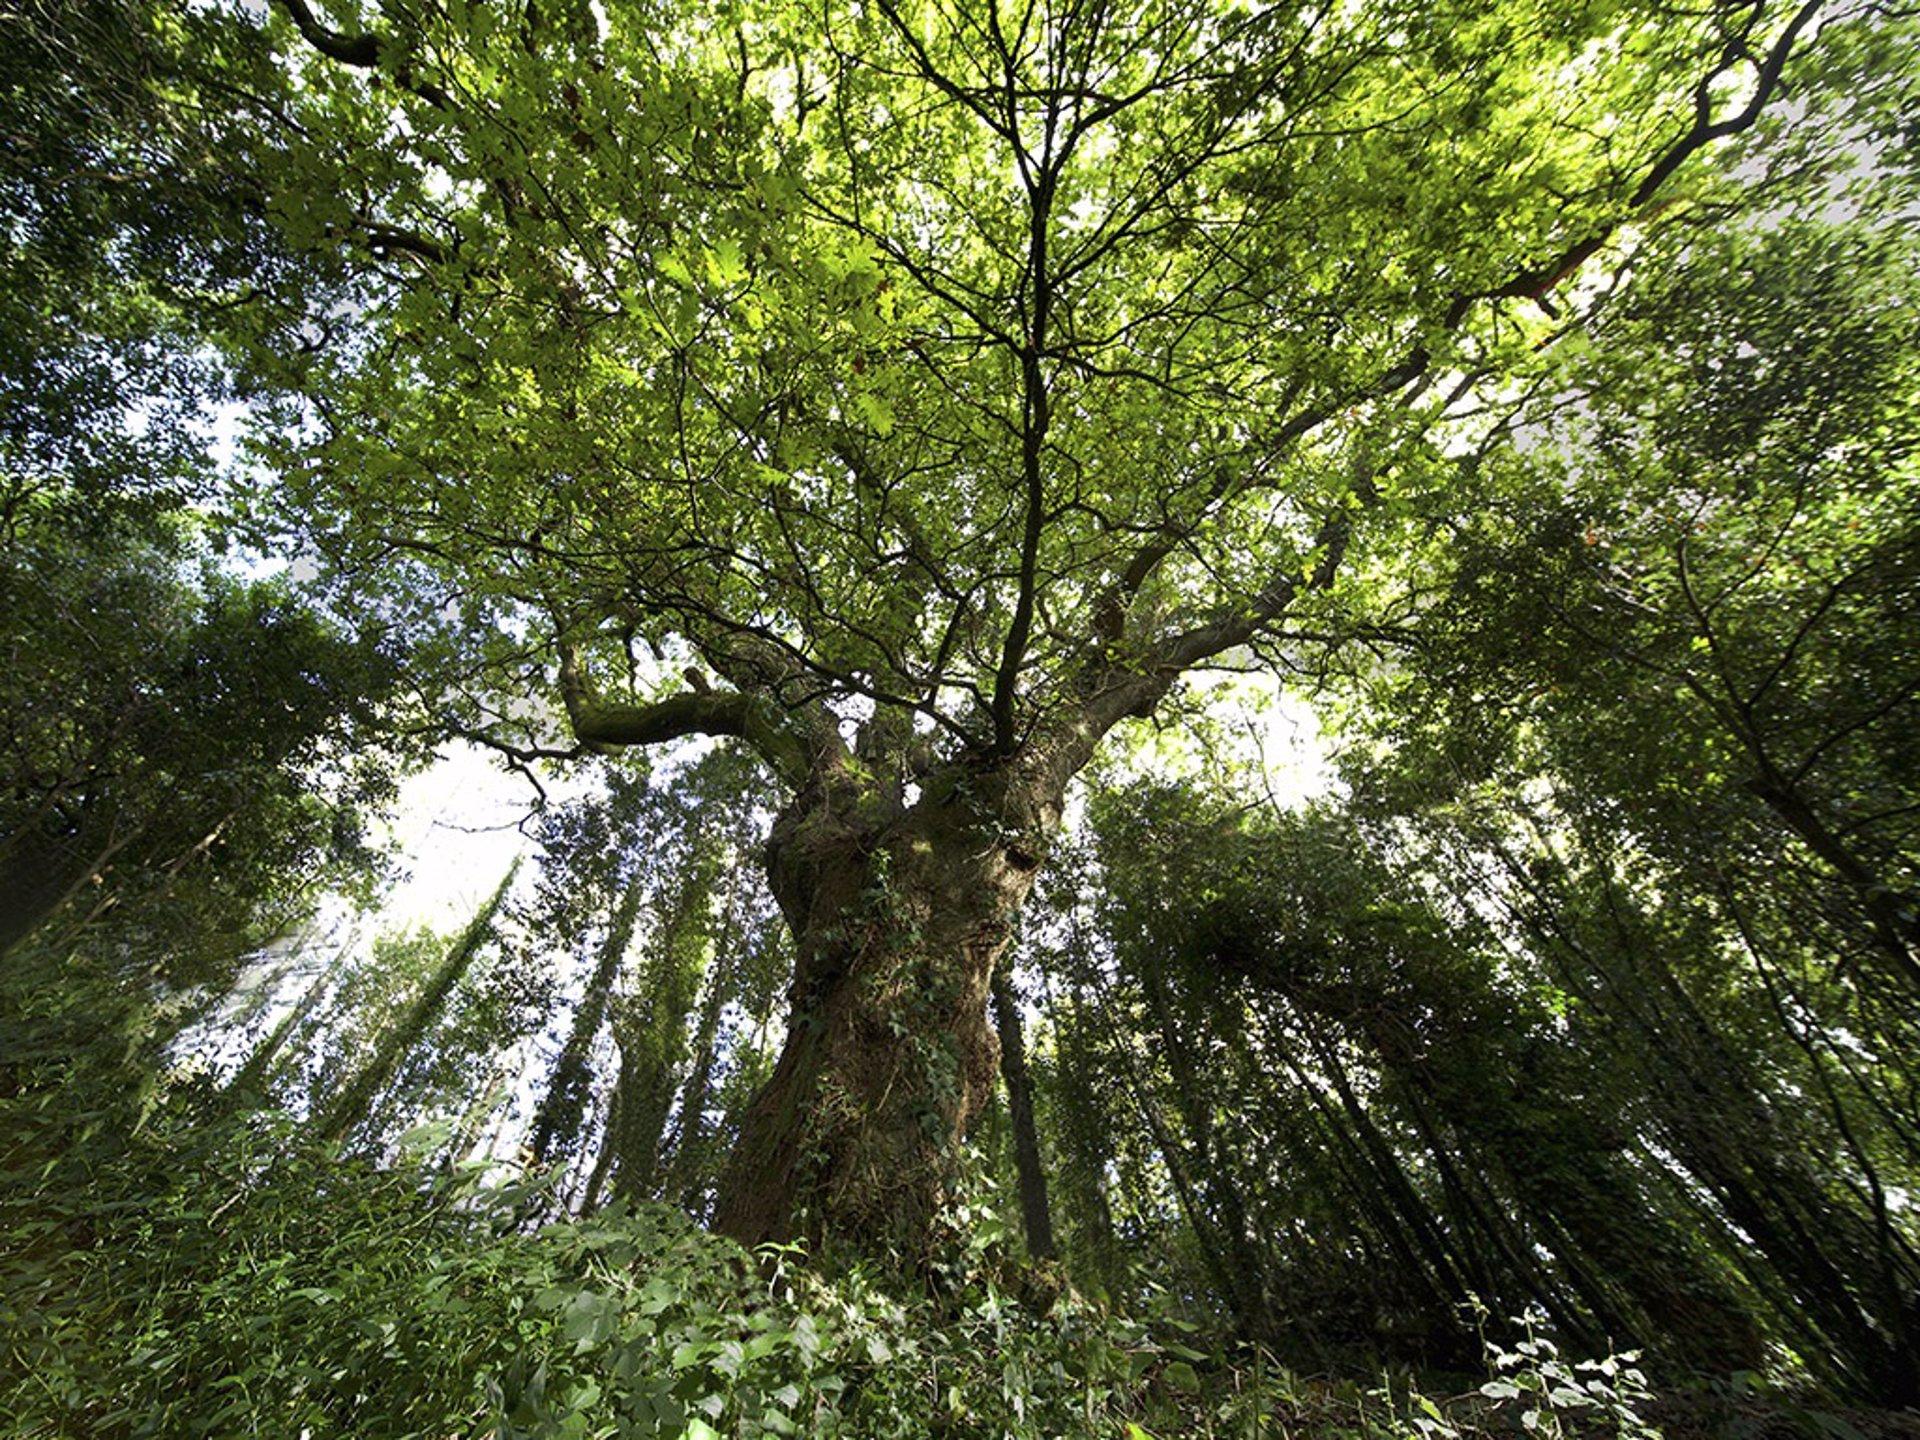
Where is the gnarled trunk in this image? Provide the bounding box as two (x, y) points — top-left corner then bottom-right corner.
(712, 762), (1057, 1258)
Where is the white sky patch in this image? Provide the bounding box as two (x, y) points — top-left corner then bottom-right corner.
(1250, 687), (1339, 810)
(1100, 669), (1339, 810)
(379, 743), (584, 930)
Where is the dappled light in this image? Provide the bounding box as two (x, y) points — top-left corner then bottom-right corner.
(4, 0), (1918, 1435)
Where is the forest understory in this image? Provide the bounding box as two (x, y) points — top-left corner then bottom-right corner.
(4, 0), (1919, 1435)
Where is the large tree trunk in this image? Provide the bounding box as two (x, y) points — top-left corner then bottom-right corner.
(711, 760), (1060, 1258)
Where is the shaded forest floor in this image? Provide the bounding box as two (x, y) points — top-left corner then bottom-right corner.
(4, 1100), (1916, 1440)
(1647, 1397), (1920, 1440)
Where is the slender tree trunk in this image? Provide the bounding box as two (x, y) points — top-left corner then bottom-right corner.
(1142, 961), (1273, 1333)
(315, 860), (517, 1146)
(1268, 1030), (1462, 1310)
(1097, 973), (1250, 1322)
(602, 849), (722, 1202)
(578, 1085), (620, 1214)
(528, 877), (644, 1166)
(1297, 1018), (1478, 1305)
(991, 964), (1056, 1261)
(1506, 847), (1918, 1403)
(220, 958), (331, 1108)
(598, 1040), (654, 1201)
(663, 865), (744, 1211)
(0, 821), (133, 962)
(0, 853), (79, 961)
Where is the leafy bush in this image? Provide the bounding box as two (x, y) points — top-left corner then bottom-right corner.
(1474, 1307), (1660, 1440)
(1, 1111), (1229, 1439)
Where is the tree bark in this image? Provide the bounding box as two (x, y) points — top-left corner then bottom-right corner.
(561, 635), (1160, 1259)
(991, 964), (1057, 1261)
(711, 759), (1061, 1258)
(1055, 980), (1123, 1286)
(220, 957), (330, 1109)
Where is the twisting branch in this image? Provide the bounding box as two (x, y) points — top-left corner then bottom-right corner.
(557, 638), (810, 786)
(1489, 0), (1825, 313)
(559, 638), (749, 744)
(1087, 0), (1826, 673)
(1054, 501), (1357, 773)
(274, 0), (453, 108)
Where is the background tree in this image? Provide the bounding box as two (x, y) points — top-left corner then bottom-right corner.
(315, 860), (520, 1147)
(0, 534), (408, 969)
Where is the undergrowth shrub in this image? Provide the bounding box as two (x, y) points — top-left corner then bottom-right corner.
(0, 1019), (1682, 1440)
(1, 1107), (1224, 1439)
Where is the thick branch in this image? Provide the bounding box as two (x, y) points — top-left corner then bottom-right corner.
(994, 239), (1057, 751)
(273, 0), (453, 108)
(359, 220), (448, 265)
(276, 0), (379, 65)
(558, 641), (807, 784)
(988, 76), (1066, 753)
(1048, 508), (1355, 780)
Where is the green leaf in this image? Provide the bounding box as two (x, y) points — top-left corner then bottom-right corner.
(1163, 1361), (1201, 1392)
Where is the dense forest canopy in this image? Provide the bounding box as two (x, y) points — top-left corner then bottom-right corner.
(3, 0), (1918, 1435)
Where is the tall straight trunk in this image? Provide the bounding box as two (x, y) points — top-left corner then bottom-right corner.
(1141, 961), (1271, 1332)
(991, 965), (1056, 1261)
(1055, 980), (1122, 1285)
(712, 759), (1063, 1257)
(597, 1040), (655, 1203)
(315, 860), (517, 1146)
(1296, 1016), (1479, 1305)
(0, 823), (130, 962)
(661, 972), (729, 1209)
(601, 850), (721, 1203)
(1506, 848), (1919, 1403)
(1267, 1028), (1462, 1310)
(528, 877), (644, 1166)
(221, 959), (331, 1108)
(663, 864), (744, 1211)
(578, 1086), (620, 1214)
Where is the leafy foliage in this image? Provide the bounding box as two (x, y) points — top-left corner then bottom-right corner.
(5, 0), (1920, 1430)
(0, 1105), (1259, 1439)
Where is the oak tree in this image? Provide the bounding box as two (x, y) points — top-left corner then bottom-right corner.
(240, 0), (1848, 1256)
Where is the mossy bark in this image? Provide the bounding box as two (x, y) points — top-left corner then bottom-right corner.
(712, 760), (1058, 1260)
